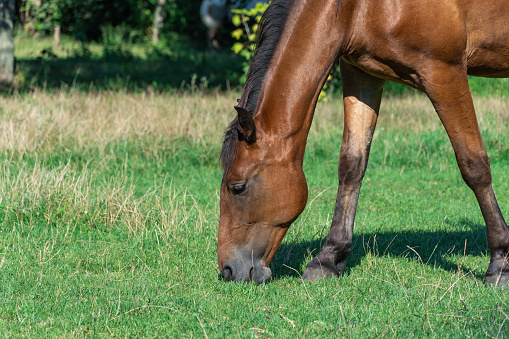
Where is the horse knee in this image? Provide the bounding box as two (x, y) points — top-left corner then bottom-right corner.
(458, 153), (492, 190)
(338, 151), (366, 187)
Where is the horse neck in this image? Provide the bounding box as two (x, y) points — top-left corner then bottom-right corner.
(252, 0), (344, 163)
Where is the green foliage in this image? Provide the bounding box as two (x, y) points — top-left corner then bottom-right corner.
(231, 2), (269, 84)
(28, 0), (61, 32)
(100, 24), (141, 59)
(16, 0), (205, 42)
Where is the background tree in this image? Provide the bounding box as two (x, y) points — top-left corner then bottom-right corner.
(152, 0), (166, 43)
(0, 0), (15, 89)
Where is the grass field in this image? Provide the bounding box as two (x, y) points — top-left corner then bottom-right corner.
(0, 83), (508, 337)
(13, 34), (244, 92)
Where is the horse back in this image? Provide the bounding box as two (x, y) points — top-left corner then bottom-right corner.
(340, 0), (509, 84)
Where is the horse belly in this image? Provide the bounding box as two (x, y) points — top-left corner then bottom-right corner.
(466, 33), (509, 78)
(465, 2), (509, 78)
(466, 46), (509, 78)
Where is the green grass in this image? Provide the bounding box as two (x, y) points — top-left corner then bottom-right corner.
(0, 89), (508, 337)
(14, 34), (244, 92)
(12, 33), (509, 97)
(382, 76), (509, 98)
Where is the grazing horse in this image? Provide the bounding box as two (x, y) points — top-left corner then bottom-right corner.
(218, 0), (509, 285)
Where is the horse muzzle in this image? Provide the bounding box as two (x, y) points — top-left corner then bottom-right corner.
(220, 256), (272, 283)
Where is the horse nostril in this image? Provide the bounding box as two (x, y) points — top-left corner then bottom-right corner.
(249, 267), (254, 282)
(222, 265), (233, 281)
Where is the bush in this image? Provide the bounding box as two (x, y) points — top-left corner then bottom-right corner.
(231, 2), (269, 84)
(16, 0), (205, 42)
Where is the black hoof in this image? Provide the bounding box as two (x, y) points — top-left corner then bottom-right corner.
(302, 259), (344, 281)
(485, 274), (509, 287)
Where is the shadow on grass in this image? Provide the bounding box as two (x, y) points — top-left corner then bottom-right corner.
(14, 47), (508, 96)
(272, 218), (489, 280)
(16, 51), (244, 92)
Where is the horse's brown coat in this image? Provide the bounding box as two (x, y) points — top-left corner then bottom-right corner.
(218, 0), (509, 284)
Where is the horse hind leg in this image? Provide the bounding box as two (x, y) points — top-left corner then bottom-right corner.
(303, 61), (385, 281)
(424, 63), (509, 286)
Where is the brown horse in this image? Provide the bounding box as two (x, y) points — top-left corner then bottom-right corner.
(218, 0), (509, 285)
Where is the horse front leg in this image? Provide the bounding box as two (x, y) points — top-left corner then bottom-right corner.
(423, 63), (509, 287)
(303, 61), (385, 281)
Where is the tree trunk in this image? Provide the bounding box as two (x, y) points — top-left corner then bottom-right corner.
(152, 0), (166, 43)
(0, 0), (15, 89)
(54, 24), (61, 48)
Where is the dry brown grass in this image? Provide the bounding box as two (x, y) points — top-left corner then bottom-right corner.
(0, 90), (230, 239)
(314, 93), (509, 134)
(0, 90), (506, 155)
(0, 90), (237, 154)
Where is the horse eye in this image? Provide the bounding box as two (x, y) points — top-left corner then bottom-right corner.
(230, 183), (247, 195)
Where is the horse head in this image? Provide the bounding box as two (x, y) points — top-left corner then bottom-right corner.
(217, 106), (308, 283)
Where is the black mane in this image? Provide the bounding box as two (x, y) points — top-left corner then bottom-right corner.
(220, 0), (295, 175)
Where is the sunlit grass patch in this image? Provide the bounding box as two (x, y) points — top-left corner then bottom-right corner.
(0, 89), (508, 336)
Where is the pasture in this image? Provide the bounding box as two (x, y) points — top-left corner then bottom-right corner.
(0, 85), (508, 336)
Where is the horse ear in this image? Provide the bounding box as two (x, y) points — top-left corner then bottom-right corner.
(234, 106), (256, 143)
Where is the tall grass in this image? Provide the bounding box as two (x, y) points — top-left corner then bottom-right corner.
(0, 89), (237, 154)
(0, 89), (508, 336)
(1, 90), (507, 153)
